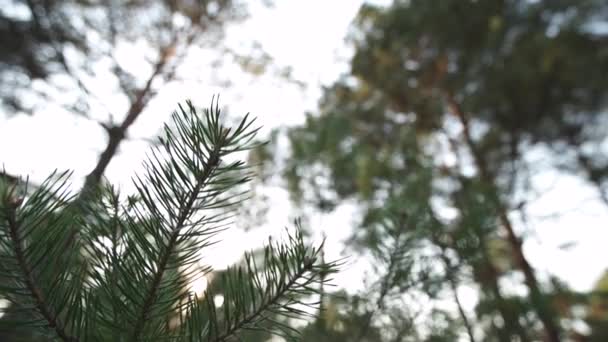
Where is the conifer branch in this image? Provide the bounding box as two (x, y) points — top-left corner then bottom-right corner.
(0, 99), (339, 341)
(1, 175), (79, 342)
(131, 131), (224, 340)
(214, 256), (315, 342)
(194, 227), (338, 342)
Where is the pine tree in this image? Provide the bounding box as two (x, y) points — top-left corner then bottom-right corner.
(266, 0), (608, 340)
(0, 98), (338, 341)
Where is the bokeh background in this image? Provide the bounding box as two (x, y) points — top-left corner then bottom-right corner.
(1, 0), (608, 340)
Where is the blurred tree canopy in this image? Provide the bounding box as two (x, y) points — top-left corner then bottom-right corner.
(0, 0), (253, 201)
(268, 0), (608, 340)
(0, 0), (244, 114)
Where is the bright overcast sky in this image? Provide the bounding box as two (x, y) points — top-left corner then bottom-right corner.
(0, 0), (606, 308)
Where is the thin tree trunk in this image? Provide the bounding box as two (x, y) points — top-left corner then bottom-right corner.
(444, 92), (561, 342)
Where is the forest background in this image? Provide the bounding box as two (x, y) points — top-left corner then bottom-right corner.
(1, 0), (608, 341)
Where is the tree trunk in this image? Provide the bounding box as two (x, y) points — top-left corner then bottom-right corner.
(445, 93), (561, 342)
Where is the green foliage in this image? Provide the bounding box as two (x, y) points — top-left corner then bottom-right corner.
(351, 0), (608, 141)
(278, 0), (608, 340)
(0, 99), (338, 341)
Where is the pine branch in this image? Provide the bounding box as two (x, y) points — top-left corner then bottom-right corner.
(130, 125), (224, 340)
(184, 226), (339, 342)
(0, 171), (81, 342)
(0, 98), (340, 341)
(4, 204), (77, 342)
(213, 255), (314, 342)
(113, 98), (261, 340)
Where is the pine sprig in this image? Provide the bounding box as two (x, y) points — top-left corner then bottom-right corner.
(84, 98), (261, 340)
(181, 224), (340, 342)
(0, 171), (81, 341)
(0, 98), (339, 341)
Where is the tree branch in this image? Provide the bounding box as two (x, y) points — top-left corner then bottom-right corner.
(214, 259), (315, 342)
(77, 44), (175, 204)
(3, 202), (78, 342)
(130, 134), (224, 340)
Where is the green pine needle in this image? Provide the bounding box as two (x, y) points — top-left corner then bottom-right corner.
(0, 98), (339, 342)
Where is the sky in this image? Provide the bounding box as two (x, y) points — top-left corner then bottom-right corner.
(0, 0), (607, 319)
